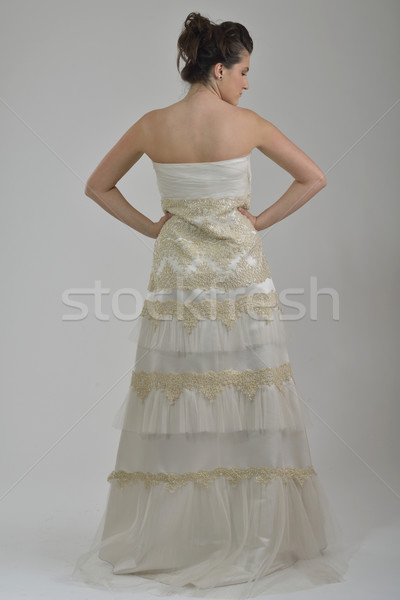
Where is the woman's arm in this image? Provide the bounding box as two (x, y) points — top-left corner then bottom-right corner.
(84, 114), (172, 238)
(238, 112), (327, 231)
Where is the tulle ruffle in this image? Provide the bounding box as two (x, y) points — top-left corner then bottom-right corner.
(132, 290), (288, 356)
(112, 380), (313, 435)
(67, 469), (358, 599)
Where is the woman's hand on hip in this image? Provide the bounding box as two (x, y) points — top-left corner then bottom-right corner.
(148, 211), (173, 238)
(237, 206), (260, 230)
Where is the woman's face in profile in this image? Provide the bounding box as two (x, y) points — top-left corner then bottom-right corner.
(222, 51), (250, 106)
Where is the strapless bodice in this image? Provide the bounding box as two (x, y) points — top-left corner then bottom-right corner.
(152, 153), (252, 199)
(148, 152), (270, 293)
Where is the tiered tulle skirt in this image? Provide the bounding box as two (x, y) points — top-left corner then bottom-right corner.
(70, 275), (354, 598)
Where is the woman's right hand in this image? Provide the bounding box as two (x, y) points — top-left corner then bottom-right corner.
(148, 211), (174, 238)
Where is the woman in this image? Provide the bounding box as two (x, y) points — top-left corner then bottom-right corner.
(72, 11), (351, 599)
(83, 20), (326, 235)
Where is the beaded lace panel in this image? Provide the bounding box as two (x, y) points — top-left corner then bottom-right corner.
(107, 465), (317, 493)
(148, 193), (271, 292)
(131, 362), (294, 404)
(141, 290), (282, 333)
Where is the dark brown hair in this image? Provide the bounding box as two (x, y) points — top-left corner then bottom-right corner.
(177, 12), (253, 85)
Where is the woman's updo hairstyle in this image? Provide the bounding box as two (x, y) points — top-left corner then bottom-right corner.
(177, 12), (253, 85)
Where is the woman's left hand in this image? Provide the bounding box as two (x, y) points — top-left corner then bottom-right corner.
(237, 206), (259, 230)
(147, 211), (174, 238)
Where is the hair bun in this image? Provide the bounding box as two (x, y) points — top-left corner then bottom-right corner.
(184, 12), (213, 37)
(177, 12), (253, 85)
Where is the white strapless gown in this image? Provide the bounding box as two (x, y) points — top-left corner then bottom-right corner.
(68, 154), (356, 598)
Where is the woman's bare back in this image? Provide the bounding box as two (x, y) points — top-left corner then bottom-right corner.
(142, 97), (257, 164)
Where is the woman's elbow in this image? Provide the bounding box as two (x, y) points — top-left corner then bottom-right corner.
(312, 172), (327, 190)
(317, 171), (327, 187)
(85, 179), (97, 197)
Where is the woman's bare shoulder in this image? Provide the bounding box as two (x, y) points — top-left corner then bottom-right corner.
(140, 102), (180, 121)
(238, 106), (272, 127)
(233, 107), (277, 147)
(138, 107), (163, 125)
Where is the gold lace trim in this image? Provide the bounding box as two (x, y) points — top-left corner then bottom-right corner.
(107, 465), (317, 493)
(148, 194), (271, 291)
(131, 362), (294, 404)
(148, 258), (271, 292)
(141, 290), (282, 333)
(161, 193), (252, 216)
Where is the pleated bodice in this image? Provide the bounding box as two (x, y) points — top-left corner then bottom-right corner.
(152, 153), (252, 200)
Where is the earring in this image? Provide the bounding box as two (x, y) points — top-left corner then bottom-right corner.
(219, 75), (222, 79)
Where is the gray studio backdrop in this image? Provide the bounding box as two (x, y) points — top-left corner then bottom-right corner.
(1, 0), (399, 583)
